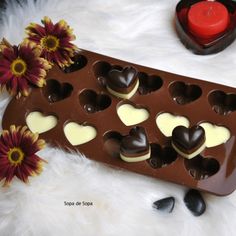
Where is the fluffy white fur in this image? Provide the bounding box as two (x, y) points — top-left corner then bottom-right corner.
(0, 0), (236, 235)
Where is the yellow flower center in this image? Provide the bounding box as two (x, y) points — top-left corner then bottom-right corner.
(7, 147), (25, 165)
(41, 35), (59, 52)
(10, 58), (27, 76)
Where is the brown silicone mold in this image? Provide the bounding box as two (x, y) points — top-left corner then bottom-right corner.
(2, 49), (236, 196)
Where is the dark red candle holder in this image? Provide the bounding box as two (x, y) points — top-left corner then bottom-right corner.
(175, 0), (236, 55)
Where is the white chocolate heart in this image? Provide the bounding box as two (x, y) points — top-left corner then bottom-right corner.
(26, 111), (58, 134)
(156, 112), (190, 137)
(64, 122), (97, 146)
(117, 104), (149, 126)
(200, 122), (230, 148)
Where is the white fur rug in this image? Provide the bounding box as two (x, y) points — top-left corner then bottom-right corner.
(0, 0), (236, 235)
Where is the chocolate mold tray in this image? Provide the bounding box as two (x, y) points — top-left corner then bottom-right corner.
(2, 50), (236, 196)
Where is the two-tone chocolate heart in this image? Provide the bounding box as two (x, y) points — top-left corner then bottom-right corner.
(106, 66), (139, 99)
(172, 125), (206, 159)
(120, 126), (150, 162)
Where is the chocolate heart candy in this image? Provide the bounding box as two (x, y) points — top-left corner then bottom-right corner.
(172, 125), (205, 154)
(120, 127), (149, 157)
(107, 66), (138, 94)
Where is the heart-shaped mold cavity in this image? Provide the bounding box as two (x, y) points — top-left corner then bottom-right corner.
(208, 90), (236, 115)
(147, 144), (177, 169)
(175, 0), (236, 55)
(93, 61), (122, 87)
(137, 72), (163, 95)
(169, 81), (202, 105)
(43, 79), (73, 103)
(184, 155), (220, 180)
(26, 111), (58, 134)
(103, 131), (123, 158)
(117, 101), (149, 126)
(63, 54), (87, 73)
(79, 89), (112, 113)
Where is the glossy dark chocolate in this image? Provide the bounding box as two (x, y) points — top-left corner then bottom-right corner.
(2, 49), (236, 196)
(175, 0), (236, 55)
(172, 125), (205, 154)
(120, 126), (149, 157)
(106, 66), (138, 94)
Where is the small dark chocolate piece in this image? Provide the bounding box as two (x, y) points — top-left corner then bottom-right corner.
(184, 189), (206, 216)
(106, 66), (138, 93)
(172, 126), (205, 154)
(153, 197), (175, 213)
(120, 127), (149, 157)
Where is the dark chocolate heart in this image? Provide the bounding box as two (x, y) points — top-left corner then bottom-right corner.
(79, 89), (111, 113)
(169, 81), (202, 105)
(208, 90), (236, 115)
(172, 125), (205, 152)
(120, 127), (149, 156)
(43, 79), (73, 103)
(138, 72), (163, 95)
(184, 189), (206, 217)
(147, 144), (177, 169)
(107, 66), (137, 90)
(184, 155), (220, 180)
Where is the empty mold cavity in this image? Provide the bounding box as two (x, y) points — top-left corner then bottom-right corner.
(147, 144), (177, 169)
(208, 90), (236, 115)
(103, 131), (123, 158)
(43, 79), (73, 103)
(117, 101), (150, 126)
(79, 89), (112, 113)
(93, 61), (122, 87)
(169, 81), (202, 105)
(26, 111), (58, 134)
(184, 155), (220, 180)
(63, 54), (87, 73)
(138, 72), (163, 95)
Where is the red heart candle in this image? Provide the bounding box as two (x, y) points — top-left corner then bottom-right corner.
(188, 1), (229, 38)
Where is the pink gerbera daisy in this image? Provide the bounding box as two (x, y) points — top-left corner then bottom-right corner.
(25, 16), (78, 67)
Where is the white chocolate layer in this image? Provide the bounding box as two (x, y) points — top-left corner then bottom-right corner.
(64, 122), (97, 146)
(156, 112), (190, 137)
(120, 147), (151, 162)
(172, 142), (206, 159)
(200, 122), (230, 148)
(117, 104), (149, 126)
(107, 80), (139, 99)
(26, 111), (58, 134)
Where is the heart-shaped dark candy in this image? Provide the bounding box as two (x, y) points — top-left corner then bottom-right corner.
(172, 125), (205, 153)
(120, 127), (149, 156)
(43, 79), (73, 103)
(107, 66), (138, 93)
